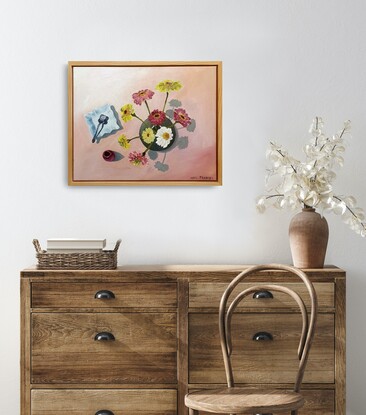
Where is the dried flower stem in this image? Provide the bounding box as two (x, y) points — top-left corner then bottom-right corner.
(270, 141), (297, 173)
(333, 196), (366, 231)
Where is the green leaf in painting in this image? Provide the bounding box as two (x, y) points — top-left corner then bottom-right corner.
(187, 119), (196, 132)
(169, 99), (182, 108)
(177, 136), (189, 149)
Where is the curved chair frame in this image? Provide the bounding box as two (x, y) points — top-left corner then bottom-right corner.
(219, 264), (318, 394)
(186, 264), (318, 415)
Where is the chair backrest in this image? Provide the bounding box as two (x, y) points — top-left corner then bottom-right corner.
(219, 264), (318, 392)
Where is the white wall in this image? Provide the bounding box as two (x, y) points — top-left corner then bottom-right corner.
(1, 0), (365, 412)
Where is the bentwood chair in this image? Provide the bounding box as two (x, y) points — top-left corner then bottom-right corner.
(185, 264), (318, 415)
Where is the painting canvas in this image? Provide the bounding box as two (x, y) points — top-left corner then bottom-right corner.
(68, 61), (222, 186)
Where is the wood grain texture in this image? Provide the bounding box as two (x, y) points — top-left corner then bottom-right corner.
(31, 383), (177, 389)
(185, 387), (305, 413)
(335, 277), (346, 415)
(178, 279), (189, 415)
(21, 266), (345, 415)
(32, 312), (177, 383)
(192, 389), (334, 415)
(21, 265), (346, 282)
(31, 389), (177, 414)
(189, 313), (334, 384)
(190, 282), (334, 309)
(32, 282), (177, 308)
(20, 279), (31, 415)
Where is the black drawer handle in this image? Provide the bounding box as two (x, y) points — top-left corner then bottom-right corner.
(252, 331), (273, 341)
(253, 290), (273, 299)
(95, 411), (114, 415)
(94, 332), (115, 341)
(95, 290), (115, 299)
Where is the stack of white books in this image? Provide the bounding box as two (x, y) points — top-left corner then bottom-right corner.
(46, 239), (107, 254)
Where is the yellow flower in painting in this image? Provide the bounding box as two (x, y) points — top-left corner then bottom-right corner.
(120, 104), (135, 122)
(156, 80), (182, 92)
(118, 134), (130, 149)
(142, 127), (155, 144)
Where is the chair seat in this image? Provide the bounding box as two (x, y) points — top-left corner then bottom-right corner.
(185, 388), (305, 414)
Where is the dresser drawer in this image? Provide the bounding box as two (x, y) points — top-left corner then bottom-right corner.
(32, 282), (177, 308)
(31, 312), (177, 383)
(194, 389), (334, 415)
(31, 389), (177, 414)
(189, 313), (334, 384)
(189, 282), (334, 309)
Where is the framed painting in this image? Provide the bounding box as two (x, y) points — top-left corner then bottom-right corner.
(68, 61), (222, 186)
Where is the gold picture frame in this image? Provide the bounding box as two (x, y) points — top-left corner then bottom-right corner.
(68, 61), (222, 186)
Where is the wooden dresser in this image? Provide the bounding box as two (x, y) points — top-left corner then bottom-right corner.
(21, 265), (345, 415)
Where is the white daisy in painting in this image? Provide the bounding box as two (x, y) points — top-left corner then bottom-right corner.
(155, 126), (173, 148)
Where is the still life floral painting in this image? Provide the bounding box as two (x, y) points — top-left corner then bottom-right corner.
(68, 61), (222, 185)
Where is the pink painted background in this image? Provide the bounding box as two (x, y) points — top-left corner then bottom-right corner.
(72, 65), (218, 182)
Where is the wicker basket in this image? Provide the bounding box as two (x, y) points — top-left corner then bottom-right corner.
(33, 239), (121, 270)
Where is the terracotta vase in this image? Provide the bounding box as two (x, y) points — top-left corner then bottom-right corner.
(289, 207), (329, 268)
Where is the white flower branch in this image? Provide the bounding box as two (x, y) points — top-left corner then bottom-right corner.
(257, 118), (366, 237)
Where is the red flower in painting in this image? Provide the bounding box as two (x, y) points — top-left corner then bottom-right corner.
(148, 109), (166, 126)
(128, 151), (148, 166)
(174, 108), (191, 127)
(132, 89), (154, 105)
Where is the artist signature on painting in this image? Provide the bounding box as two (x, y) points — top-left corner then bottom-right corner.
(190, 176), (214, 180)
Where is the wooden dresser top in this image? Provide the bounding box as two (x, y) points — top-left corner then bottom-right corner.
(21, 265), (345, 282)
